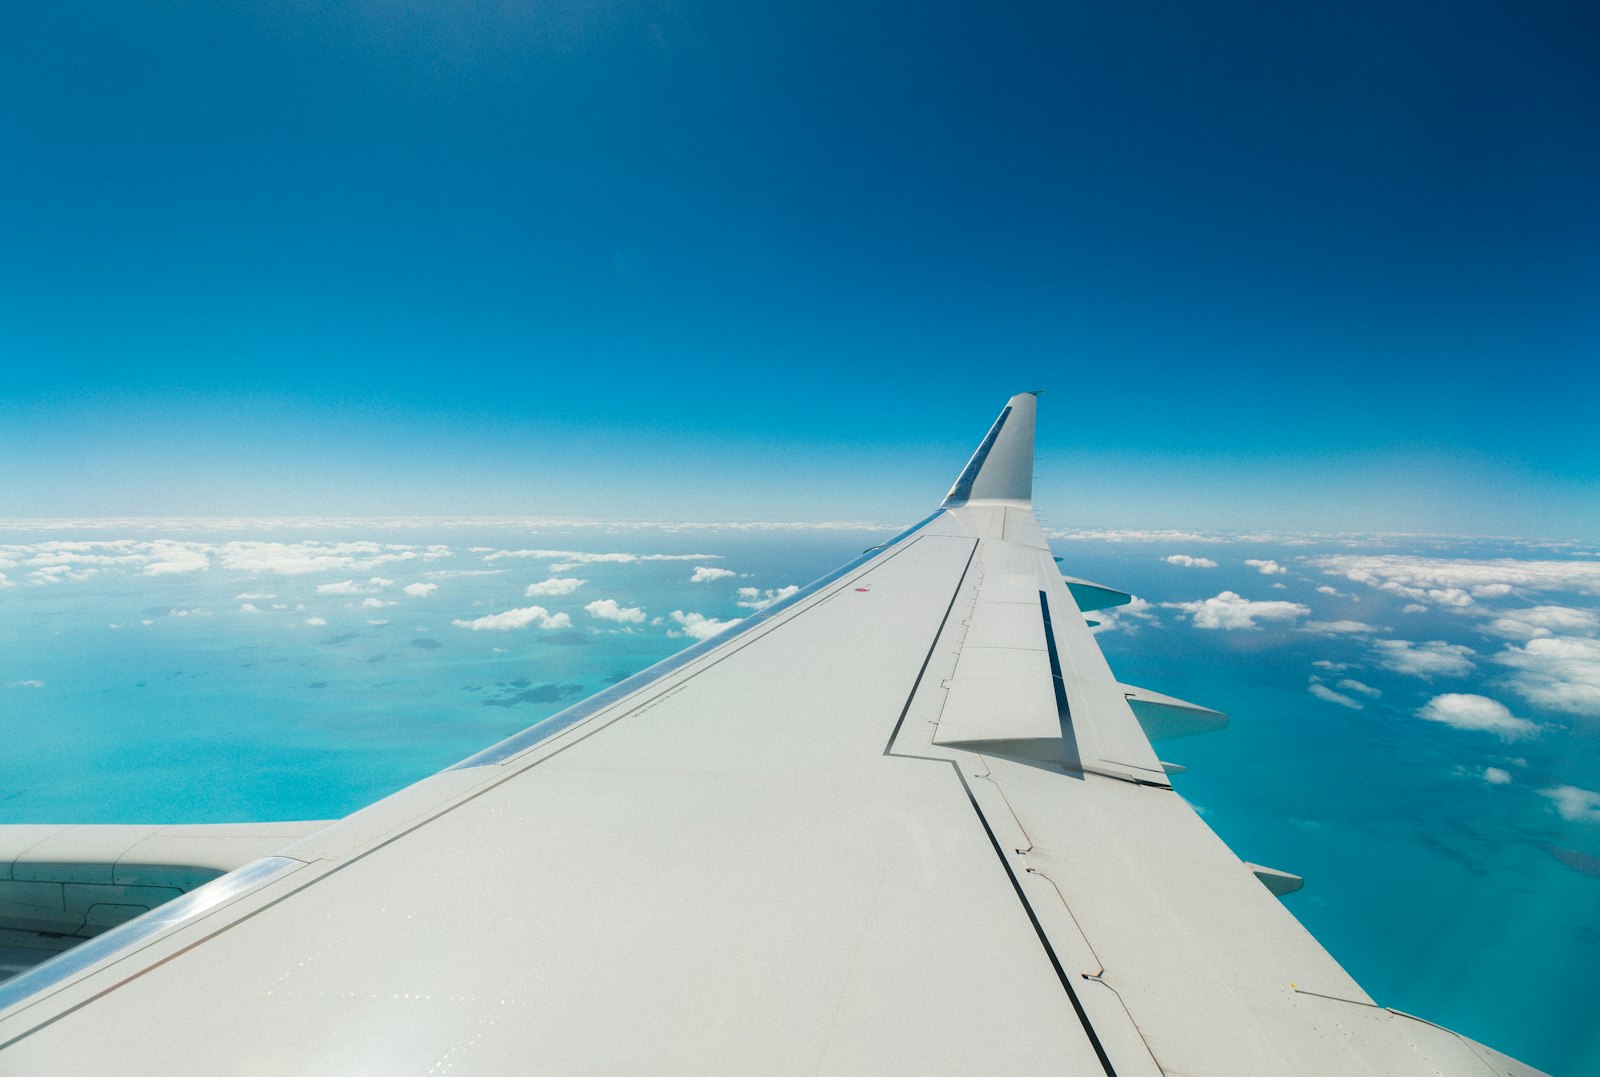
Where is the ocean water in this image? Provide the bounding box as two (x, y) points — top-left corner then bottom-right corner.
(1, 522), (1596, 1074)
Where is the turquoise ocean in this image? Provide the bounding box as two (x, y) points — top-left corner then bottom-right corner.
(1, 521), (1596, 1075)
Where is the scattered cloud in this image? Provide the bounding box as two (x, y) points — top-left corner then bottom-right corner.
(1483, 605), (1600, 641)
(1309, 554), (1600, 605)
(1540, 786), (1600, 824)
(452, 606), (573, 631)
(1417, 693), (1537, 740)
(585, 598), (647, 624)
(359, 597), (396, 609)
(691, 566), (738, 582)
(1164, 591), (1309, 630)
(483, 548), (719, 567)
(316, 580), (363, 595)
(1338, 678), (1381, 698)
(1301, 620), (1378, 635)
(671, 610), (741, 640)
(217, 540), (450, 575)
(523, 577), (586, 596)
(1482, 767), (1512, 785)
(28, 564), (97, 584)
(1048, 528), (1236, 543)
(1163, 555), (1217, 569)
(1245, 559), (1288, 576)
(4, 680), (44, 689)
(1088, 596), (1158, 634)
(1494, 636), (1600, 718)
(403, 582), (439, 597)
(143, 544), (211, 575)
(1372, 639), (1475, 678)
(736, 585), (801, 611)
(305, 616), (327, 626)
(1309, 679), (1363, 709)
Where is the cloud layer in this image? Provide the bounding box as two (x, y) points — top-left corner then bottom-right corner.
(1164, 591), (1308, 630)
(452, 606), (572, 631)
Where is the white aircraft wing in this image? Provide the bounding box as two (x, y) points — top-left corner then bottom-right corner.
(0, 394), (1546, 1075)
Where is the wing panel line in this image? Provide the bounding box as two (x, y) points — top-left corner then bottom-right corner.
(452, 509), (951, 770)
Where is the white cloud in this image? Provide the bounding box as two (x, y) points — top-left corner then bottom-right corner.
(4, 679), (44, 689)
(691, 566), (738, 582)
(239, 603), (261, 613)
(1484, 605), (1600, 641)
(671, 610), (742, 640)
(359, 597), (396, 609)
(483, 548), (719, 566)
(1309, 554), (1600, 605)
(453, 606), (573, 631)
(1494, 636), (1600, 718)
(305, 616), (327, 626)
(143, 544), (211, 575)
(367, 619), (390, 626)
(1163, 555), (1217, 569)
(1048, 528), (1233, 543)
(736, 585), (801, 611)
(1312, 659), (1353, 672)
(1163, 591), (1309, 631)
(1309, 681), (1363, 710)
(234, 592), (276, 601)
(1417, 693), (1537, 740)
(403, 582), (439, 597)
(524, 577), (586, 596)
(1245, 559), (1288, 576)
(1482, 767), (1512, 785)
(1371, 639), (1475, 678)
(585, 599), (647, 624)
(316, 580), (363, 595)
(1337, 678), (1381, 698)
(1301, 620), (1378, 635)
(369, 576), (394, 587)
(1088, 596), (1158, 634)
(1540, 785), (1600, 823)
(27, 564), (96, 584)
(1316, 585), (1343, 596)
(216, 540), (443, 575)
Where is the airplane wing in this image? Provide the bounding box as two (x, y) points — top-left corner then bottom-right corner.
(0, 394), (1547, 1075)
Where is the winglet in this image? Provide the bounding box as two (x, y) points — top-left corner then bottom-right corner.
(942, 392), (1037, 507)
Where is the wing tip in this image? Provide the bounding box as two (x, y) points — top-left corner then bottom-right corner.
(942, 393), (1038, 507)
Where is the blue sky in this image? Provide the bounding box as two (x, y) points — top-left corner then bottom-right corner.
(4, 2), (1598, 534)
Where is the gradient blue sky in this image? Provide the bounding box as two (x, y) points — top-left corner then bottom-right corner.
(4, 2), (1598, 534)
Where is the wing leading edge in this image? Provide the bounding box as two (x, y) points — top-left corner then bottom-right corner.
(0, 394), (1547, 1076)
